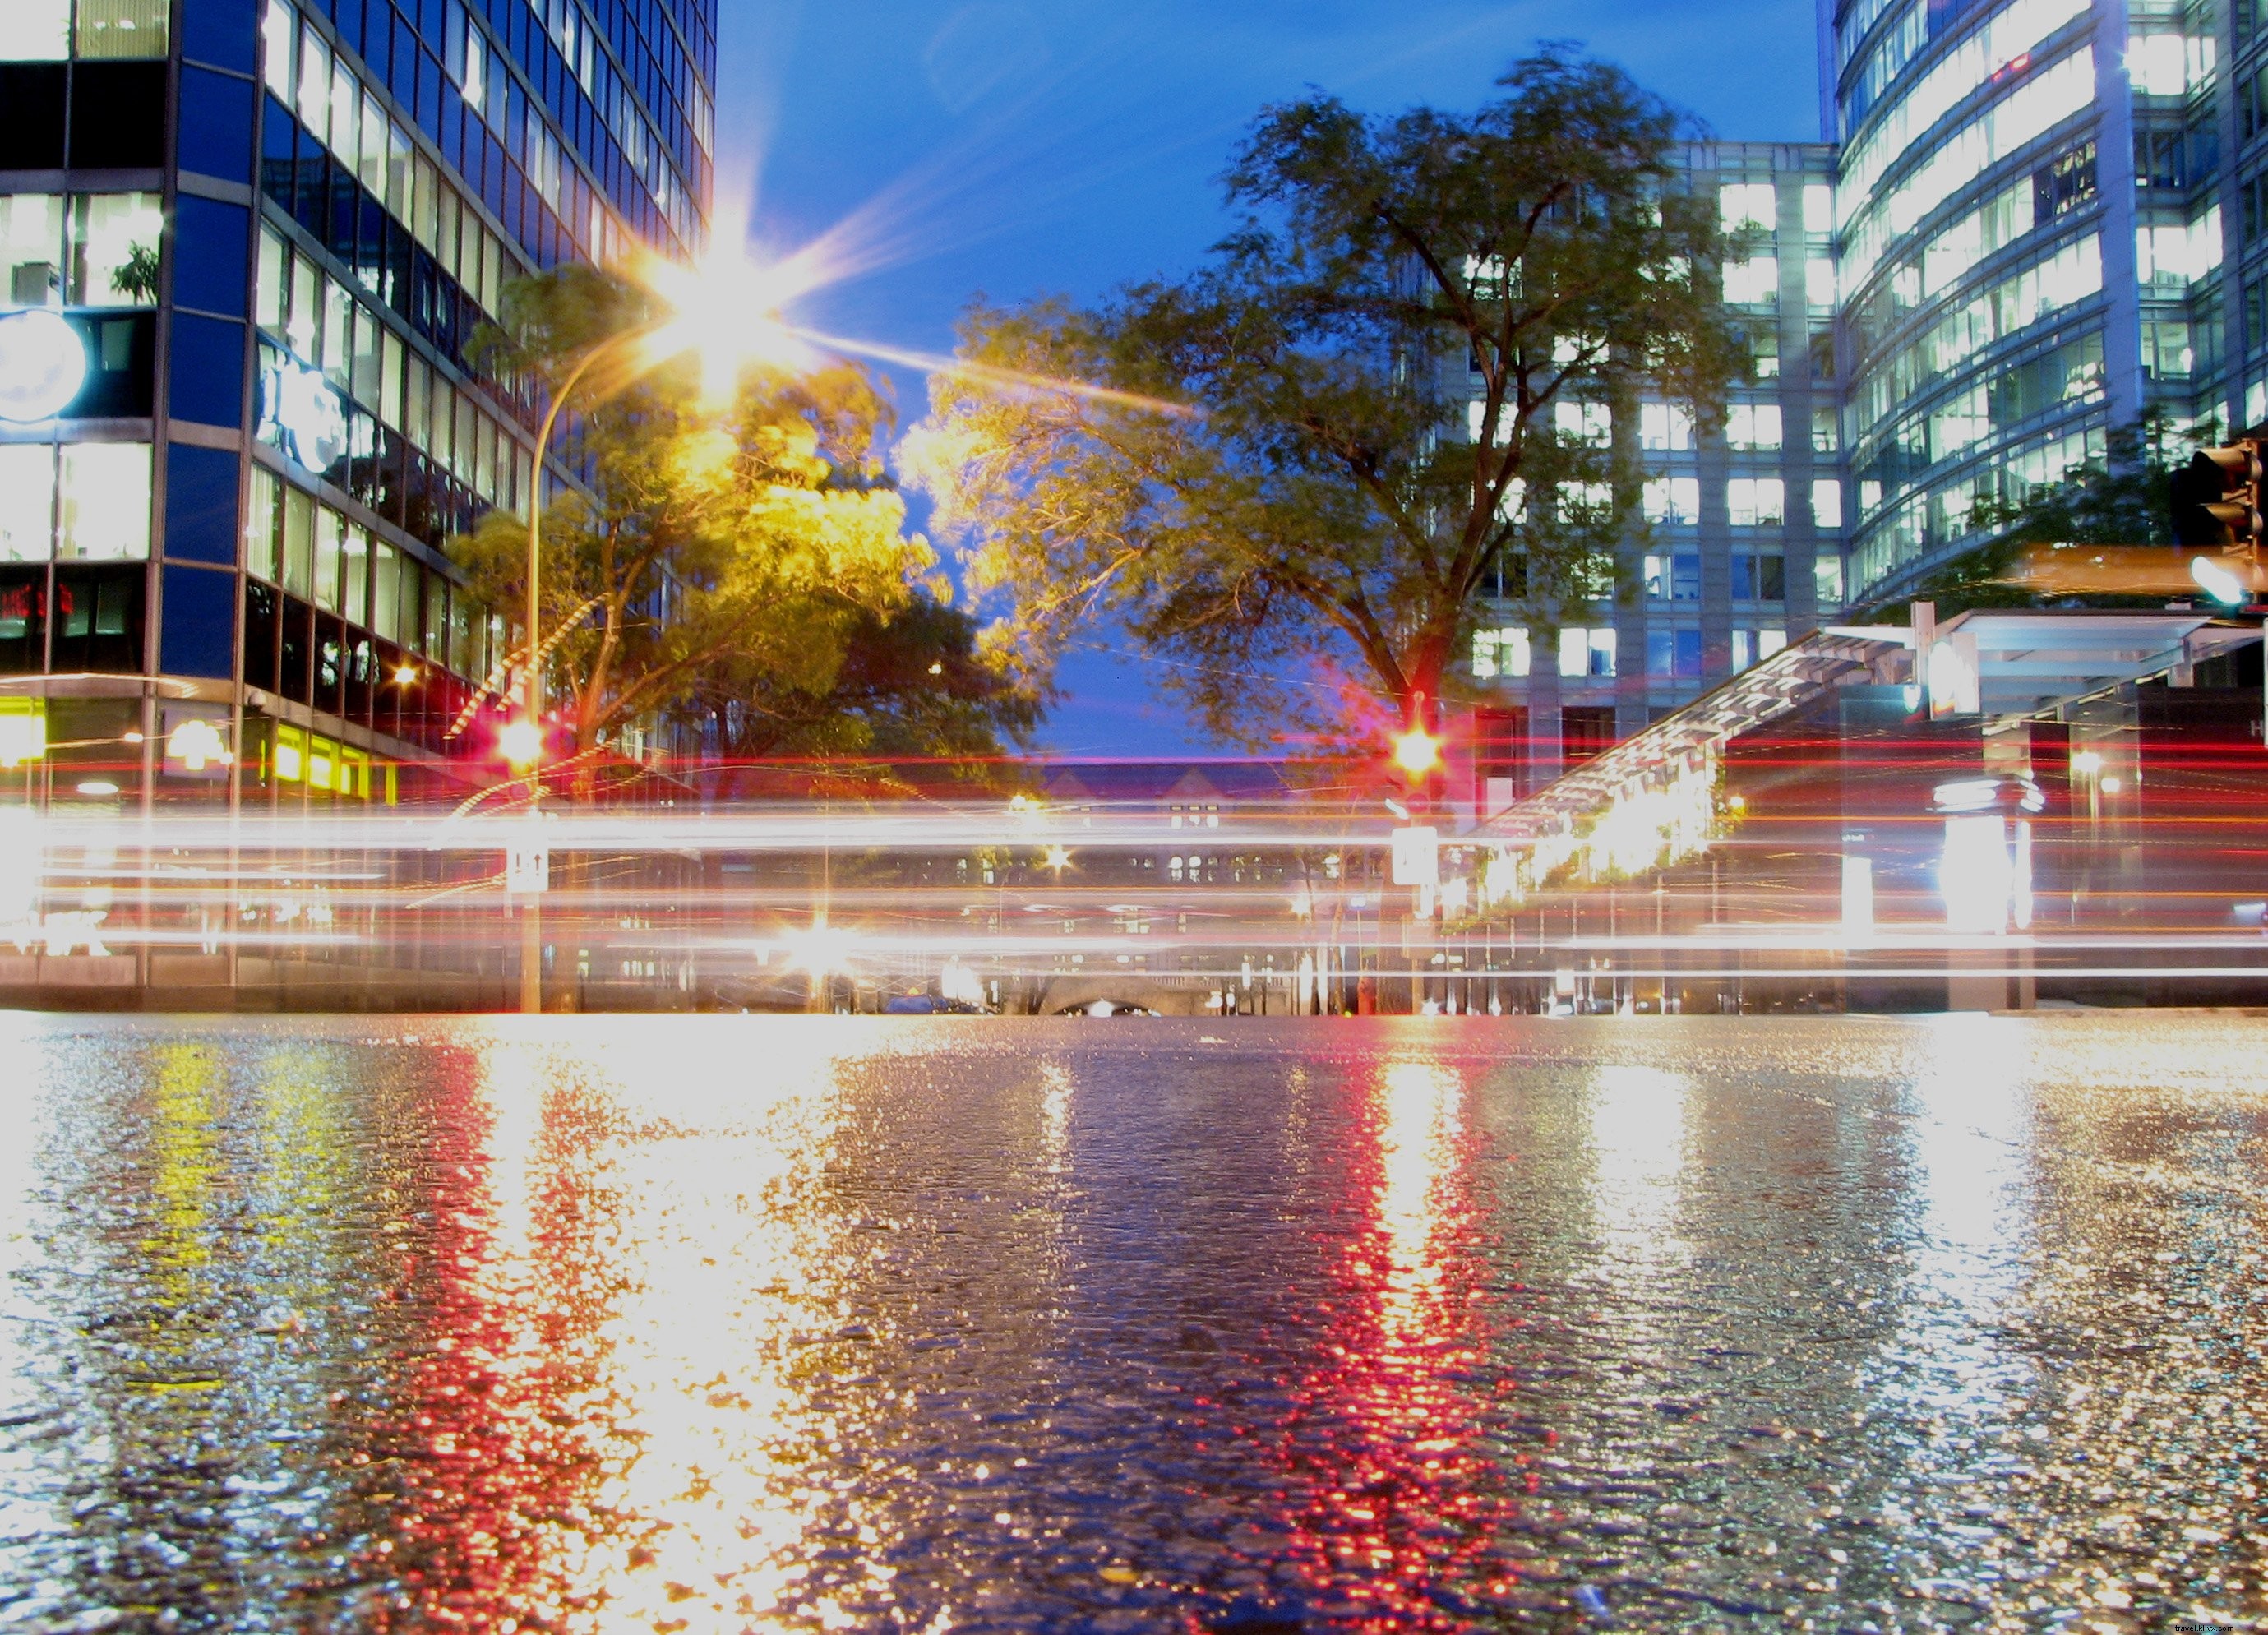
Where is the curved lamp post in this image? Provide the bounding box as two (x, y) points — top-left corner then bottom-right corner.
(510, 323), (658, 1013)
(510, 265), (800, 1014)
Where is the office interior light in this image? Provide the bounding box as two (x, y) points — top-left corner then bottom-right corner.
(0, 310), (90, 423)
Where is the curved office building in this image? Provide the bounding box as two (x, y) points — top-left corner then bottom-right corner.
(1830, 0), (2235, 602)
(0, 0), (714, 811)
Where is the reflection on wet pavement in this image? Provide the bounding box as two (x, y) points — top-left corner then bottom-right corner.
(1, 1014), (2264, 1631)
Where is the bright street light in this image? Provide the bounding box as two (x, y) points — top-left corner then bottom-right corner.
(2192, 555), (2247, 606)
(512, 250), (803, 1014)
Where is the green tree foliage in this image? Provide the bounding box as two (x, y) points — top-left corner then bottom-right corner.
(905, 48), (1744, 747)
(456, 266), (1036, 788)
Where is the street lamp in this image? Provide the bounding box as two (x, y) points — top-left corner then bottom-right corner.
(511, 253), (801, 1014)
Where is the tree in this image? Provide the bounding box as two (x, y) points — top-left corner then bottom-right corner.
(456, 266), (1031, 792)
(707, 595), (1045, 779)
(904, 47), (1745, 749)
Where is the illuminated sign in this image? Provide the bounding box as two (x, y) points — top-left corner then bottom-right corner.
(0, 698), (45, 768)
(1389, 824), (1439, 886)
(257, 348), (348, 471)
(0, 309), (90, 423)
(163, 711), (233, 779)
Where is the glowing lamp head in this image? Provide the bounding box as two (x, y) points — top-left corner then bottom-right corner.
(498, 718), (544, 770)
(2192, 554), (2248, 607)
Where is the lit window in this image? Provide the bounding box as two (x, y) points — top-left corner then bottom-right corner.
(0, 0), (70, 60)
(1813, 479), (1843, 529)
(1638, 402), (1693, 450)
(1554, 400), (1611, 447)
(1471, 626), (1531, 680)
(1722, 255), (1778, 305)
(1760, 629), (1788, 659)
(261, 0), (295, 96)
(1642, 477), (1700, 524)
(0, 446), (56, 561)
(1807, 256), (1836, 308)
(1727, 478), (1785, 527)
(2135, 213), (2219, 286)
(1733, 630), (1754, 671)
(1559, 627), (1616, 678)
(76, 0), (169, 58)
(1816, 556), (1845, 607)
(2127, 30), (2215, 97)
(58, 441), (150, 561)
(1720, 182), (1776, 233)
(1803, 182), (1833, 233)
(0, 193), (65, 308)
(1727, 404), (1783, 450)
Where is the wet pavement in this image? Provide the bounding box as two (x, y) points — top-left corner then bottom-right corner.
(0, 1013), (2264, 1633)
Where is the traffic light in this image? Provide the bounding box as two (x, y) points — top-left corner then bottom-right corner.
(1391, 691), (1443, 783)
(497, 717), (543, 770)
(2170, 439), (2264, 553)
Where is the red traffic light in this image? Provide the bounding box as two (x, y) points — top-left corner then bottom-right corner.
(497, 718), (543, 769)
(1390, 691), (1443, 781)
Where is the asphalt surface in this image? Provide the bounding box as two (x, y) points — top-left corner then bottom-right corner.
(0, 1013), (2262, 1632)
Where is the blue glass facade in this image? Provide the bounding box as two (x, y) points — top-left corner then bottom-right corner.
(0, 0), (714, 808)
(1830, 0), (2243, 602)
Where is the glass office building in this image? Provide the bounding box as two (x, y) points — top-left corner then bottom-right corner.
(1830, 0), (2235, 602)
(1462, 143), (1848, 815)
(0, 0), (714, 810)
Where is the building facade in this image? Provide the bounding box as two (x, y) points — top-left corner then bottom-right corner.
(1829, 0), (2240, 604)
(1460, 142), (1849, 818)
(0, 0), (714, 811)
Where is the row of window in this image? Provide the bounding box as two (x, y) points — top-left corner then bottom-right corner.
(0, 566), (145, 677)
(1849, 417), (2104, 594)
(2128, 28), (2217, 99)
(1480, 400), (1831, 458)
(2136, 211), (2222, 289)
(1848, 232), (2103, 441)
(1843, 44), (2097, 298)
(1850, 159), (2060, 357)
(245, 464), (499, 681)
(1637, 475), (1844, 528)
(0, 192), (161, 312)
(1839, 0), (2087, 233)
(1854, 329), (2108, 506)
(0, 443), (150, 564)
(255, 224), (531, 516)
(1721, 253), (1838, 309)
(1470, 623), (1793, 682)
(0, 0), (166, 60)
(1719, 181), (1835, 237)
(263, 11), (532, 320)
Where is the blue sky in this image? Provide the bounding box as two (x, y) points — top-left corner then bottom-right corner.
(716, 0), (1823, 755)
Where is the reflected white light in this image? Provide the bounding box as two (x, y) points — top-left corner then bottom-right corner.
(1941, 815), (2014, 934)
(1375, 1060), (1462, 1353)
(1588, 1065), (1689, 1276)
(1841, 853), (1876, 943)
